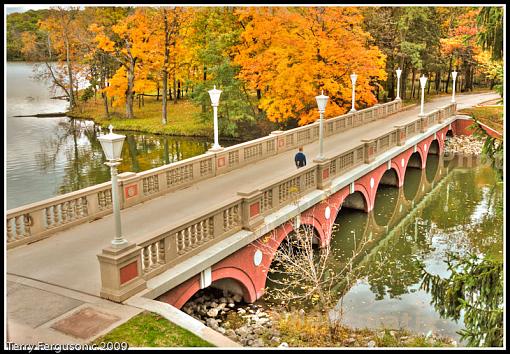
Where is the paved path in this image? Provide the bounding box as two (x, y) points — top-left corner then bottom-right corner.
(6, 274), (142, 346)
(7, 92), (498, 298)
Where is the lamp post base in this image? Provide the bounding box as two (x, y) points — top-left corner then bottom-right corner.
(207, 145), (224, 153)
(314, 156), (326, 162)
(349, 108), (357, 113)
(111, 238), (129, 248)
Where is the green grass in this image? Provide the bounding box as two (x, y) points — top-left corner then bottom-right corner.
(458, 106), (503, 133)
(68, 95), (212, 137)
(92, 311), (213, 348)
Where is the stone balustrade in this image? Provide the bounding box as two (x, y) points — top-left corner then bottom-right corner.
(97, 102), (455, 301)
(6, 182), (113, 249)
(5, 99), (410, 249)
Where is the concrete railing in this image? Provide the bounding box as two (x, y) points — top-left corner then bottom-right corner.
(97, 102), (456, 302)
(6, 182), (114, 249)
(7, 99), (403, 249)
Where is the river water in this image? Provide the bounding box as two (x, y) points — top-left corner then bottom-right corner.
(6, 62), (227, 209)
(264, 154), (503, 344)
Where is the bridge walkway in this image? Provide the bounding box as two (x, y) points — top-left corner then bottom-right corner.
(7, 92), (498, 297)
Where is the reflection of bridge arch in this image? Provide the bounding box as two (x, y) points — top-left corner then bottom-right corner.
(335, 162), (458, 298)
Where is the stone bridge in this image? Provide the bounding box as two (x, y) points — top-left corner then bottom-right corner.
(6, 92), (498, 310)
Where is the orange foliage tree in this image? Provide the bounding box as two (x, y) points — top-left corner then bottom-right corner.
(235, 7), (387, 126)
(91, 8), (156, 118)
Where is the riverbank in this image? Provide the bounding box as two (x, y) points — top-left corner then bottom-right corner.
(67, 97), (214, 137)
(179, 288), (455, 348)
(457, 105), (503, 134)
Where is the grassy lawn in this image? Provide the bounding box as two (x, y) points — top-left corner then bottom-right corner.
(68, 95), (212, 137)
(458, 105), (503, 133)
(92, 311), (213, 348)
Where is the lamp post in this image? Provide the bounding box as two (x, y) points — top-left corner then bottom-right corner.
(419, 75), (428, 116)
(451, 71), (458, 103)
(395, 68), (402, 100)
(315, 90), (329, 161)
(98, 125), (127, 247)
(350, 73), (357, 112)
(208, 85), (222, 151)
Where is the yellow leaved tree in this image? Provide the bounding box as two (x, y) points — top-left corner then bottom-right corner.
(235, 7), (387, 126)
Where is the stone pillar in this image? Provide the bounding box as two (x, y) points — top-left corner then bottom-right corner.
(420, 114), (428, 133)
(395, 125), (407, 146)
(270, 130), (285, 153)
(97, 242), (146, 302)
(314, 159), (331, 190)
(438, 108), (446, 123)
(238, 190), (265, 231)
(361, 139), (377, 164)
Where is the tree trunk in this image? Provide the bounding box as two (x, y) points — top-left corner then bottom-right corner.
(102, 92), (109, 118)
(427, 72), (431, 94)
(202, 65), (207, 113)
(126, 60), (135, 119)
(401, 63), (408, 100)
(445, 56), (453, 93)
(435, 71), (441, 94)
(65, 34), (75, 108)
(410, 68), (416, 99)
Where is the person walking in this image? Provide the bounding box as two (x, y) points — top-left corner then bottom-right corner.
(295, 146), (306, 168)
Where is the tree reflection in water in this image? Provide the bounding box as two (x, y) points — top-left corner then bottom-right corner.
(34, 117), (232, 197)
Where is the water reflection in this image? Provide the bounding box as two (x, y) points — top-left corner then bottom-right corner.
(261, 153), (502, 343)
(330, 155), (502, 342)
(29, 118), (228, 198)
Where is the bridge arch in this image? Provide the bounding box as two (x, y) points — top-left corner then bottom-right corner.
(403, 154), (424, 201)
(425, 141), (441, 183)
(157, 265), (258, 310)
(428, 139), (440, 155)
(373, 169), (400, 226)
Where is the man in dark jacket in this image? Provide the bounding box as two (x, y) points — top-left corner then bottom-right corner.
(295, 146), (306, 168)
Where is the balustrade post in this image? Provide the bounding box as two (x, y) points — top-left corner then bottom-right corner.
(314, 159), (331, 190)
(97, 242), (146, 302)
(420, 114), (428, 133)
(361, 138), (377, 164)
(238, 190), (264, 231)
(438, 108), (446, 123)
(395, 125), (407, 146)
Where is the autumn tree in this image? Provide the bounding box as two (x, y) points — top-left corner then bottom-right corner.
(147, 7), (192, 124)
(21, 7), (85, 108)
(186, 7), (262, 137)
(80, 7), (129, 117)
(235, 7), (387, 126)
(476, 7), (503, 61)
(91, 8), (156, 118)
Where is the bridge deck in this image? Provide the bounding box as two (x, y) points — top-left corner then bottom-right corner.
(7, 92), (498, 297)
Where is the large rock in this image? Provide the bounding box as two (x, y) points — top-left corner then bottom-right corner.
(207, 308), (220, 318)
(236, 326), (250, 337)
(225, 329), (236, 338)
(206, 318), (219, 330)
(252, 339), (265, 347)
